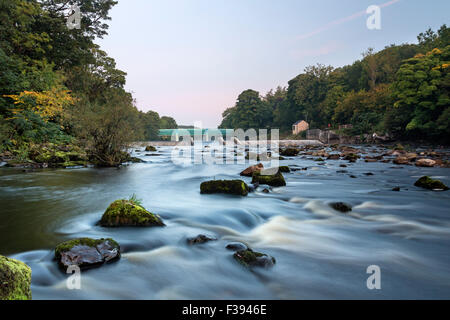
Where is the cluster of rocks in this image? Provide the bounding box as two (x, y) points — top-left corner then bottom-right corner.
(50, 198), (165, 275)
(1, 143), (88, 169)
(187, 238), (275, 269)
(199, 162), (291, 197)
(274, 144), (450, 168)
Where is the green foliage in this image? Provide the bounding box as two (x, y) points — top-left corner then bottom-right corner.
(219, 25), (449, 143)
(0, 0), (175, 165)
(392, 45), (450, 141)
(128, 193), (143, 206)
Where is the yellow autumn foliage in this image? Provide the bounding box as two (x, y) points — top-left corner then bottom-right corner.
(4, 87), (76, 121)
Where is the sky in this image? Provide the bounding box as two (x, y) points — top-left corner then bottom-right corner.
(97, 0), (450, 128)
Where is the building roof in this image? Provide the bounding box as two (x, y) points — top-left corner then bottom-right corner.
(293, 120), (307, 125)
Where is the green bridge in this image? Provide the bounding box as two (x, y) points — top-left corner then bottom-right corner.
(158, 129), (234, 138)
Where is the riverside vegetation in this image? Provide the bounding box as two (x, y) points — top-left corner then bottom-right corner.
(0, 0), (177, 168)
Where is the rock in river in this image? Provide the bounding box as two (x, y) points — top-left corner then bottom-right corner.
(414, 176), (448, 191)
(55, 238), (120, 271)
(0, 255), (32, 300)
(100, 200), (165, 227)
(200, 180), (249, 196)
(226, 242), (248, 251)
(233, 249), (276, 268)
(415, 159), (436, 167)
(251, 171), (286, 187)
(280, 148), (299, 157)
(145, 145), (157, 152)
(329, 202), (352, 213)
(187, 235), (217, 245)
(240, 163), (264, 177)
(393, 157), (410, 165)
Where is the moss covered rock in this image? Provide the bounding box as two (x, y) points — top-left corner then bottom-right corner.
(233, 249), (276, 268)
(251, 171), (286, 187)
(414, 176), (449, 191)
(100, 200), (165, 227)
(280, 148), (299, 157)
(55, 238), (120, 270)
(278, 166), (291, 173)
(145, 146), (157, 152)
(200, 180), (249, 196)
(0, 255), (32, 300)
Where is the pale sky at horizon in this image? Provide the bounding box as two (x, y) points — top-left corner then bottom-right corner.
(97, 0), (450, 128)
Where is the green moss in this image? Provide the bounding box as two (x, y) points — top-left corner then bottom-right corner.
(0, 255), (32, 300)
(278, 166), (291, 173)
(200, 180), (249, 196)
(54, 238), (119, 258)
(100, 200), (165, 227)
(251, 171), (286, 187)
(414, 176), (449, 191)
(30, 143), (87, 167)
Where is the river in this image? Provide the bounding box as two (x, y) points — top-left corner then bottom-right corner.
(1, 144), (449, 299)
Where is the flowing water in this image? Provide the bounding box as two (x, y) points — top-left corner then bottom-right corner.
(1, 144), (449, 299)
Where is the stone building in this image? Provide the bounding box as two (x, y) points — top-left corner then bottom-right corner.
(292, 120), (309, 135)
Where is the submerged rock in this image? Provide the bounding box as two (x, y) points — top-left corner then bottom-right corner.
(187, 235), (217, 245)
(200, 180), (249, 196)
(280, 148), (299, 157)
(145, 145), (157, 152)
(392, 187), (401, 192)
(329, 202), (352, 213)
(233, 249), (276, 268)
(0, 255), (32, 300)
(100, 200), (165, 227)
(414, 176), (449, 191)
(251, 171), (286, 187)
(240, 163), (264, 177)
(54, 238), (120, 271)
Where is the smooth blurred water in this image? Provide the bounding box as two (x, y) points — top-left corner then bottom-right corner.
(0, 145), (449, 299)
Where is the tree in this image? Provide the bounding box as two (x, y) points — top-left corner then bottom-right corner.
(68, 88), (140, 166)
(159, 116), (177, 129)
(391, 46), (450, 140)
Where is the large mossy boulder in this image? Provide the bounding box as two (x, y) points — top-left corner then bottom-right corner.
(251, 171), (286, 187)
(0, 255), (32, 300)
(233, 249), (276, 268)
(55, 238), (120, 271)
(100, 200), (165, 227)
(414, 176), (449, 191)
(200, 180), (249, 196)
